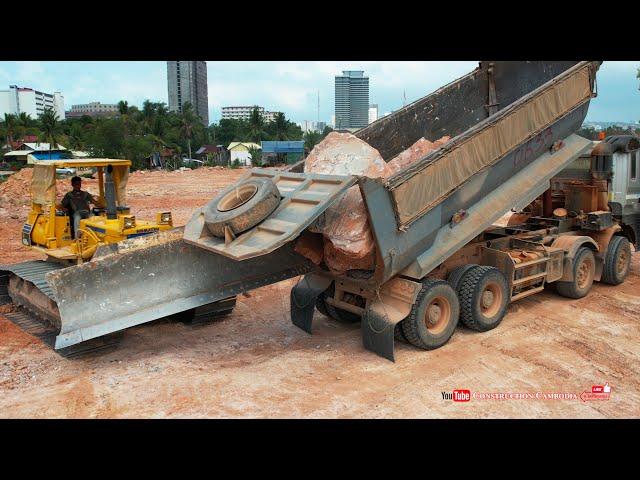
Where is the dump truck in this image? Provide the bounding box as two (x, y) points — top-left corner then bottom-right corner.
(2, 61), (638, 360)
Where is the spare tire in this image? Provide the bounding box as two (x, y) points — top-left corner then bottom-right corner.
(204, 177), (280, 238)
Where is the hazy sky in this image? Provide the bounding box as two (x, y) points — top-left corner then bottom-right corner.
(0, 61), (638, 124)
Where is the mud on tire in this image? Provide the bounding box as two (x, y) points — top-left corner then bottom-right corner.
(458, 266), (509, 332)
(601, 236), (631, 286)
(204, 177), (281, 238)
(555, 247), (595, 299)
(401, 279), (459, 350)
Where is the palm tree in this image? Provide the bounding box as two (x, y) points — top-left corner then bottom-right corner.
(18, 112), (33, 128)
(304, 130), (322, 152)
(3, 113), (18, 147)
(273, 112), (289, 141)
(180, 102), (197, 160)
(117, 100), (129, 115)
(247, 106), (265, 143)
(40, 107), (60, 160)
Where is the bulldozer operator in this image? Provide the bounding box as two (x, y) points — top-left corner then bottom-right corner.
(60, 176), (97, 239)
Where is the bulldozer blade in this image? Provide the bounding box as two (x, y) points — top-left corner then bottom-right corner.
(46, 229), (314, 349)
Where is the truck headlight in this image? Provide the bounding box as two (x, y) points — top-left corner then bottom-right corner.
(160, 212), (172, 224)
(123, 216), (136, 229)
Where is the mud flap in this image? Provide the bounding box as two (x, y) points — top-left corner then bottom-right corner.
(290, 273), (332, 333)
(362, 277), (423, 362)
(362, 307), (399, 362)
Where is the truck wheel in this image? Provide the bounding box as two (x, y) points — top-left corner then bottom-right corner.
(316, 283), (360, 323)
(601, 236), (631, 285)
(394, 323), (408, 342)
(204, 177), (280, 238)
(401, 279), (459, 350)
(555, 247), (595, 299)
(447, 264), (478, 292)
(458, 266), (509, 332)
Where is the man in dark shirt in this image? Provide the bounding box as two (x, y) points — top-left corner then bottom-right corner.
(61, 176), (96, 239)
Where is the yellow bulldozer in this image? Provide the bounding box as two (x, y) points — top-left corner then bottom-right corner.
(23, 159), (174, 263)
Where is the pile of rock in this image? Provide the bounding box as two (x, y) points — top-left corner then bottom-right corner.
(296, 132), (450, 273)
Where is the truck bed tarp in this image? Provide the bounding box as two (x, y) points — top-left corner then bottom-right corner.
(389, 62), (595, 227)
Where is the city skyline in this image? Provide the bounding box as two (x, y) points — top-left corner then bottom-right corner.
(0, 61), (638, 126)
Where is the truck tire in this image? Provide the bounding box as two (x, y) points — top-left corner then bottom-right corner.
(555, 247), (595, 299)
(601, 236), (631, 285)
(458, 266), (509, 332)
(315, 283), (360, 323)
(394, 323), (408, 342)
(401, 279), (459, 350)
(447, 264), (478, 292)
(204, 177), (280, 238)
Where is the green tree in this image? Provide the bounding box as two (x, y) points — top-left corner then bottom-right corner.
(3, 113), (18, 146)
(303, 130), (322, 151)
(180, 102), (197, 159)
(39, 108), (61, 160)
(273, 112), (289, 140)
(247, 146), (262, 167)
(247, 106), (265, 142)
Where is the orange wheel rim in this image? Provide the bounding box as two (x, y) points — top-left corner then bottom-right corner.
(480, 281), (503, 318)
(424, 296), (451, 335)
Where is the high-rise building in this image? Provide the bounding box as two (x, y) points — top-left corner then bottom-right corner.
(368, 104), (379, 124)
(0, 85), (65, 120)
(167, 61), (209, 125)
(334, 70), (369, 129)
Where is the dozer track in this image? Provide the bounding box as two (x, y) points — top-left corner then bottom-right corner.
(0, 252), (241, 354)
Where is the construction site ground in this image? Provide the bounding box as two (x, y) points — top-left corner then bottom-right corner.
(0, 167), (638, 418)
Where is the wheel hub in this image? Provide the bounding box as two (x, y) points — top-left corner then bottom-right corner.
(481, 290), (494, 309)
(427, 304), (442, 325)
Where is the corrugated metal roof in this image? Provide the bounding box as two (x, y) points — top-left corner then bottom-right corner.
(261, 141), (304, 153)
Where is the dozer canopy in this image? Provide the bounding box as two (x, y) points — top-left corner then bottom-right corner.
(31, 158), (130, 207)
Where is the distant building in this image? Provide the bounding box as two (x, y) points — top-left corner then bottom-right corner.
(4, 142), (68, 164)
(0, 85), (65, 120)
(298, 120), (326, 133)
(368, 104), (378, 124)
(221, 106), (280, 122)
(227, 141), (261, 166)
(195, 144), (229, 165)
(66, 101), (119, 119)
(167, 61), (209, 125)
(335, 70), (369, 129)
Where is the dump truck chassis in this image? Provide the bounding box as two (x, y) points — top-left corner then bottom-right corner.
(293, 220), (633, 361)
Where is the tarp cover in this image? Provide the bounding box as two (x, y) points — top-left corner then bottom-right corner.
(32, 164), (56, 205)
(390, 62), (595, 227)
(112, 165), (129, 206)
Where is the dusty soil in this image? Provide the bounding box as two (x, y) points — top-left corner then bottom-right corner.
(1, 167), (639, 418)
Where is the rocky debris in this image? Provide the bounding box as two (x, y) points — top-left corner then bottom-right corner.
(299, 133), (450, 274)
(293, 231), (324, 265)
(304, 132), (387, 273)
(385, 136), (450, 176)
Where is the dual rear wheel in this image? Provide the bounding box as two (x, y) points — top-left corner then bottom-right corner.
(399, 265), (510, 350)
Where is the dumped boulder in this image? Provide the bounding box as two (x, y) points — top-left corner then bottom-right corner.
(304, 132), (387, 273)
(298, 132), (450, 274)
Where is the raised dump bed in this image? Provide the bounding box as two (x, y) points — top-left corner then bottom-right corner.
(184, 61), (613, 360)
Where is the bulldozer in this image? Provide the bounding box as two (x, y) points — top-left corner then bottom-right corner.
(22, 159), (174, 263)
(0, 159), (235, 351)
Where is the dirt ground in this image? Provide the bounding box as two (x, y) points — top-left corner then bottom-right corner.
(0, 167), (639, 418)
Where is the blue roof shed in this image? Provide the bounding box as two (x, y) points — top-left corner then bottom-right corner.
(261, 141), (304, 154)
